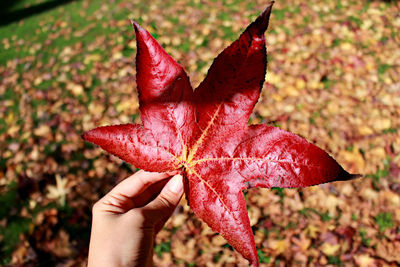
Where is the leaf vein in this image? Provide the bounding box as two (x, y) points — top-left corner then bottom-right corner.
(188, 103), (222, 161)
(190, 157), (323, 169)
(140, 131), (181, 167)
(187, 165), (233, 216)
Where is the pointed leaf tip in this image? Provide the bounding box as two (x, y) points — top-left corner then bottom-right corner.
(341, 172), (362, 181)
(81, 129), (95, 143)
(252, 1), (274, 35)
(130, 20), (142, 32)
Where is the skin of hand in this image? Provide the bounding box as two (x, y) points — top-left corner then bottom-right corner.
(88, 170), (184, 267)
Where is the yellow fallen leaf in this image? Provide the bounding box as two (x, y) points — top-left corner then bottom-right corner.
(89, 102), (105, 115)
(338, 148), (365, 173)
(295, 79), (306, 90)
(60, 46), (72, 57)
(362, 188), (378, 203)
(47, 175), (70, 206)
(7, 125), (19, 136)
(305, 224), (319, 238)
(321, 243), (340, 256)
(269, 239), (287, 254)
(84, 54), (102, 64)
(358, 125), (374, 135)
(248, 206), (261, 226)
(340, 42), (353, 51)
(5, 112), (14, 124)
(66, 83), (84, 96)
(354, 254), (376, 267)
(384, 191), (400, 205)
(128, 40), (136, 49)
(372, 118), (391, 132)
(34, 124), (51, 137)
(285, 85), (300, 97)
(34, 77), (42, 86)
(267, 72), (281, 85)
(112, 52), (123, 60)
(292, 234), (311, 251)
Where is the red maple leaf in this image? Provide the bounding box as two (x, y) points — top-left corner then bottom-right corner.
(83, 3), (355, 266)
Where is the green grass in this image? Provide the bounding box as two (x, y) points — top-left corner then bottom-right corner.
(359, 228), (371, 247)
(327, 255), (342, 266)
(0, 0), (133, 64)
(0, 182), (31, 264)
(257, 249), (271, 263)
(375, 212), (394, 232)
(367, 157), (391, 189)
(154, 241), (171, 258)
(377, 63), (391, 75)
(347, 15), (362, 27)
(0, 217), (32, 265)
(272, 8), (288, 21)
(299, 207), (333, 222)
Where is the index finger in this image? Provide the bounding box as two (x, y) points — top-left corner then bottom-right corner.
(109, 170), (180, 199)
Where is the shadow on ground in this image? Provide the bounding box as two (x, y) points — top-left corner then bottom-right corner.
(0, 0), (78, 26)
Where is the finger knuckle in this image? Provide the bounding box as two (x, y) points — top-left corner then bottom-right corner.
(138, 175), (152, 188)
(92, 196), (108, 213)
(92, 201), (101, 214)
(158, 194), (174, 209)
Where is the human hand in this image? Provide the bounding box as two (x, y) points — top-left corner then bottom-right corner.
(88, 170), (183, 267)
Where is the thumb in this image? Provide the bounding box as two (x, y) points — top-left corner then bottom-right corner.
(141, 174), (184, 221)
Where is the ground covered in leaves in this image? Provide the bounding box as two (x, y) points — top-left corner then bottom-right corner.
(0, 0), (399, 266)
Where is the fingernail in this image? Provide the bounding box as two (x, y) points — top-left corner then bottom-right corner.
(167, 174), (183, 194)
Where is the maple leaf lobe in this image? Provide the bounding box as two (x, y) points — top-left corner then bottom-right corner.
(250, 0), (274, 35)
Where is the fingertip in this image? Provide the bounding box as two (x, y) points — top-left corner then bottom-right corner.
(109, 170), (171, 199)
(140, 174), (183, 220)
(166, 174), (183, 194)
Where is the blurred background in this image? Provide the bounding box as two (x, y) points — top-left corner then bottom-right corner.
(0, 0), (399, 266)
